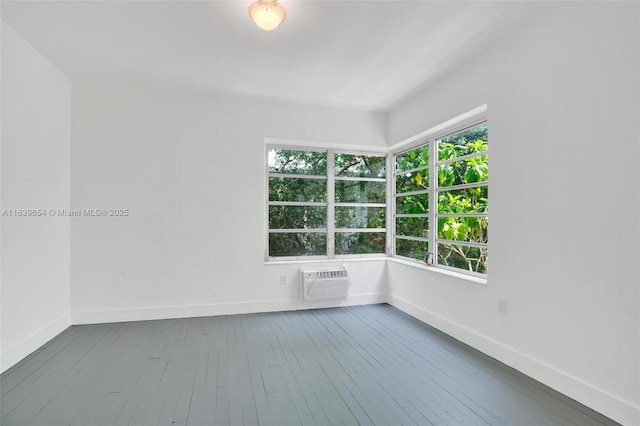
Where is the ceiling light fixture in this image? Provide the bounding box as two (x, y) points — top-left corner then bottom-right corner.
(248, 0), (287, 31)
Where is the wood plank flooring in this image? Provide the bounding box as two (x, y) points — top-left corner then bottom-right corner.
(0, 304), (619, 426)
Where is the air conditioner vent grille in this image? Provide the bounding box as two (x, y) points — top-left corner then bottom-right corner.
(301, 266), (350, 300)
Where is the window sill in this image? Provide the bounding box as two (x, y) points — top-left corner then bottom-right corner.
(264, 256), (486, 285)
(264, 256), (388, 266)
(386, 257), (487, 285)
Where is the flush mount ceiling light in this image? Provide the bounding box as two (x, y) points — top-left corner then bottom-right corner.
(248, 0), (287, 31)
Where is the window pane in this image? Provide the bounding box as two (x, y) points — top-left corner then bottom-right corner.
(268, 149), (327, 175)
(334, 154), (385, 178)
(335, 207), (385, 229)
(269, 233), (326, 257)
(396, 168), (429, 193)
(437, 216), (488, 244)
(396, 193), (428, 215)
(269, 177), (327, 202)
(437, 122), (488, 162)
(268, 205), (326, 229)
(438, 154), (488, 188)
(335, 232), (385, 255)
(396, 145), (429, 172)
(437, 186), (487, 214)
(396, 217), (429, 238)
(437, 243), (487, 274)
(335, 181), (385, 203)
(396, 239), (428, 261)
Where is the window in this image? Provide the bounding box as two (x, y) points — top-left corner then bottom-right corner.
(267, 148), (328, 257)
(393, 121), (488, 275)
(267, 147), (386, 259)
(334, 153), (387, 255)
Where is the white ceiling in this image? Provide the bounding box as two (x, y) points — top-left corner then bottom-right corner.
(1, 1), (541, 111)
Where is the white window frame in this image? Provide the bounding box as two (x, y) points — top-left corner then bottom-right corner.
(390, 107), (488, 278)
(265, 144), (388, 261)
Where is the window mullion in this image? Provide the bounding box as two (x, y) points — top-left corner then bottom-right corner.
(429, 138), (438, 265)
(395, 188), (430, 198)
(396, 163), (430, 176)
(268, 201), (327, 207)
(265, 147), (270, 260)
(327, 149), (335, 258)
(268, 173), (327, 180)
(387, 153), (395, 256)
(438, 181), (489, 192)
(335, 202), (385, 208)
(436, 150), (488, 167)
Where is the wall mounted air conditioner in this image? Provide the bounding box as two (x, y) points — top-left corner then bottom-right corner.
(300, 265), (350, 300)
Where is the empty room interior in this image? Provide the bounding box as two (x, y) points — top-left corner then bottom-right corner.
(1, 1), (639, 425)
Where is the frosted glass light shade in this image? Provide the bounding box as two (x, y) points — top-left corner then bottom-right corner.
(248, 0), (287, 31)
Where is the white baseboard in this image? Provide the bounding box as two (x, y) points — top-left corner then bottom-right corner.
(1, 312), (71, 374)
(71, 293), (386, 325)
(388, 295), (640, 426)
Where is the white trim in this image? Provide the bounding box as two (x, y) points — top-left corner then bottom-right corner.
(335, 228), (386, 233)
(264, 145), (270, 260)
(268, 228), (327, 233)
(266, 143), (327, 153)
(432, 262), (487, 279)
(388, 104), (488, 154)
(265, 256), (387, 265)
(268, 201), (328, 207)
(327, 149), (336, 257)
(395, 188), (430, 198)
(395, 235), (429, 243)
(268, 201), (327, 207)
(437, 150), (489, 167)
(266, 144), (388, 260)
(331, 253), (386, 259)
(266, 254), (328, 262)
(70, 293), (386, 325)
(396, 164), (429, 175)
(266, 138), (388, 155)
(333, 147), (389, 156)
(392, 110), (488, 277)
(438, 181), (489, 192)
(334, 176), (386, 182)
(437, 213), (487, 218)
(386, 153), (394, 256)
(1, 313), (71, 373)
(429, 137), (438, 264)
(387, 295), (640, 426)
(268, 173), (327, 180)
(265, 111), (487, 272)
(436, 239), (487, 249)
(335, 202), (386, 208)
(388, 256), (486, 284)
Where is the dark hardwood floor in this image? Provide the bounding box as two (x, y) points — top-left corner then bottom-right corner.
(0, 304), (619, 425)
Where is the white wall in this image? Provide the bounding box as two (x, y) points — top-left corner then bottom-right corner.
(4, 3), (638, 423)
(1, 22), (72, 373)
(387, 3), (639, 425)
(70, 78), (388, 324)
